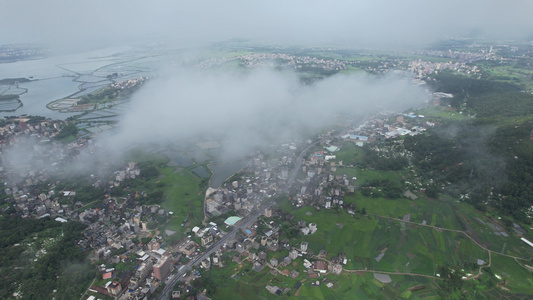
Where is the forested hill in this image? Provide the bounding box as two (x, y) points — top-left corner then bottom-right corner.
(409, 73), (533, 221)
(428, 72), (521, 96)
(427, 72), (533, 118)
(0, 216), (93, 299)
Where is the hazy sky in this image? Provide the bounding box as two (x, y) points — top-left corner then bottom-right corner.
(2, 0), (532, 51)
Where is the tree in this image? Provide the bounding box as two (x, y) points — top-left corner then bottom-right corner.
(55, 122), (78, 141)
(438, 265), (463, 292)
(425, 185), (439, 198)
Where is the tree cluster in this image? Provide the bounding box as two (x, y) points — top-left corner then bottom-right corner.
(54, 122), (78, 141)
(361, 179), (404, 199)
(0, 216), (93, 299)
(362, 146), (409, 171)
(408, 73), (533, 220)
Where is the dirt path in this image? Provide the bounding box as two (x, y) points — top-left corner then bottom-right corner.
(368, 213), (533, 282)
(466, 251), (492, 280)
(294, 279), (306, 296)
(342, 243), (493, 282)
(371, 213), (527, 261)
(458, 212), (484, 247)
(342, 269), (441, 280)
(79, 277), (96, 300)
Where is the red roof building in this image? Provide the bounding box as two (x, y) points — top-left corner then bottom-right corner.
(313, 261), (328, 274)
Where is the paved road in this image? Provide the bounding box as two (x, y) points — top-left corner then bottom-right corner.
(156, 139), (321, 299)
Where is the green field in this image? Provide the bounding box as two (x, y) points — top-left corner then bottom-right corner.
(332, 142), (407, 186)
(294, 272), (443, 300)
(335, 167), (406, 187)
(490, 254), (533, 293)
(125, 149), (208, 237)
(280, 202), (488, 274)
(160, 167), (205, 233)
(415, 106), (472, 121)
(331, 142), (365, 165)
(212, 258), (444, 300)
(478, 62), (533, 92)
(270, 183), (533, 298)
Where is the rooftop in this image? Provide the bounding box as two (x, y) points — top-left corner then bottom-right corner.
(224, 216), (242, 226)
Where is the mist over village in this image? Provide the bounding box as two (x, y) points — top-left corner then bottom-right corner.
(1, 1), (533, 300)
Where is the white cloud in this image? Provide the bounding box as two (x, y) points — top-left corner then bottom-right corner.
(106, 67), (427, 157)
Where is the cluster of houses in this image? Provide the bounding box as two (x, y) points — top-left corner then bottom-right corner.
(409, 47), (497, 64)
(226, 209), (351, 295)
(341, 110), (433, 145)
(187, 206), (348, 297)
(83, 199), (182, 299)
(196, 53), (348, 72)
(237, 53), (348, 71)
(0, 118), (101, 217)
(110, 76), (148, 91)
(114, 162), (141, 185)
(3, 159), (141, 222)
(88, 236), (176, 299)
(203, 144), (300, 218)
(408, 59), (480, 77)
(0, 44), (45, 62)
(0, 117), (70, 147)
(0, 119), (184, 298)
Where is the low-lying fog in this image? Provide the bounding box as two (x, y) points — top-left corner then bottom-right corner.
(104, 67), (428, 159)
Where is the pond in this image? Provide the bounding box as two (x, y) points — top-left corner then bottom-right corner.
(163, 152), (194, 168)
(192, 166), (210, 179)
(0, 99), (22, 111)
(208, 159), (250, 188)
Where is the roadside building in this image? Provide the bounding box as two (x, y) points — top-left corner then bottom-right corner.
(153, 256), (172, 281)
(106, 281), (122, 296)
(264, 208), (272, 217)
(224, 216), (242, 226)
(201, 235), (213, 247)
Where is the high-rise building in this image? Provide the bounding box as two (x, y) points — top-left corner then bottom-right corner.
(301, 242), (308, 252)
(153, 256), (172, 281)
(133, 214), (141, 225)
(137, 260), (153, 281)
(264, 208), (272, 218)
(289, 249), (298, 260)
